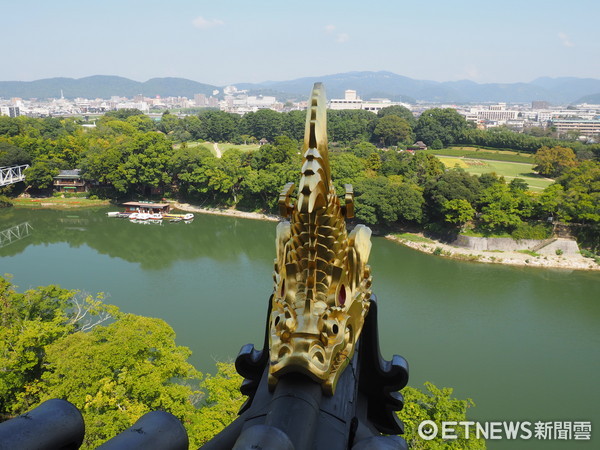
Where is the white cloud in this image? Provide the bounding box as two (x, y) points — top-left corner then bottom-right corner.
(336, 33), (350, 43)
(324, 24), (336, 33)
(192, 16), (224, 30)
(558, 32), (574, 47)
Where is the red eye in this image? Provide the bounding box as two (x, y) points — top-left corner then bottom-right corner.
(338, 285), (346, 306)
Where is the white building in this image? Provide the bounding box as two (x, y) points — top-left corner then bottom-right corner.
(329, 90), (410, 113)
(0, 106), (20, 117)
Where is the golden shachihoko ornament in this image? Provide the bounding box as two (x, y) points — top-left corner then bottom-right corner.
(269, 83), (373, 395)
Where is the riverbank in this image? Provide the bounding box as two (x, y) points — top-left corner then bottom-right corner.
(12, 197), (110, 209)
(172, 202), (279, 222)
(387, 232), (600, 271)
(10, 196), (598, 271)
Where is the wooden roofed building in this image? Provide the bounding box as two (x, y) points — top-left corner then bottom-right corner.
(122, 202), (171, 214)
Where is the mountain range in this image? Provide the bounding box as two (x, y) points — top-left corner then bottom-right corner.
(1, 71), (599, 105)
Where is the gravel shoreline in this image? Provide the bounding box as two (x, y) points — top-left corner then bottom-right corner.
(172, 202), (279, 222)
(387, 234), (599, 272)
(172, 202), (600, 272)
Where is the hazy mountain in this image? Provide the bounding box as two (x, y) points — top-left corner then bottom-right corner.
(574, 92), (600, 104)
(1, 72), (599, 104)
(238, 71), (600, 104)
(0, 76), (219, 100)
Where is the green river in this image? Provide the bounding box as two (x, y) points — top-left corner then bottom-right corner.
(1, 206), (598, 448)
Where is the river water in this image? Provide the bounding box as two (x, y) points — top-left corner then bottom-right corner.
(1, 206), (598, 448)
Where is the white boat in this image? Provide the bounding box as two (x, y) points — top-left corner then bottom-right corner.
(148, 213), (163, 220)
(130, 218), (163, 225)
(130, 212), (151, 220)
(183, 213), (194, 220)
(106, 211), (120, 217)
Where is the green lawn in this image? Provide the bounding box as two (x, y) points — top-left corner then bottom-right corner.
(422, 147), (535, 163)
(172, 141), (213, 151)
(218, 143), (262, 153)
(393, 233), (435, 243)
(436, 156), (553, 191)
(173, 141), (261, 157)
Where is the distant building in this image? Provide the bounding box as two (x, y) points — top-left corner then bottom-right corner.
(0, 106), (20, 117)
(409, 141), (428, 150)
(551, 119), (600, 136)
(329, 90), (363, 110)
(194, 93), (207, 107)
(329, 90), (408, 113)
(53, 170), (87, 193)
(115, 101), (149, 113)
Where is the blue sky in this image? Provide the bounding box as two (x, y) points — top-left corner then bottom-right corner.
(3, 0), (599, 85)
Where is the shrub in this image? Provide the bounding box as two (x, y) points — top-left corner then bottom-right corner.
(555, 249), (564, 256)
(433, 247), (443, 256)
(511, 223), (552, 240)
(0, 194), (13, 207)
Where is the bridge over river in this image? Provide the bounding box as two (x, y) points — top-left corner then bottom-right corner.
(0, 164), (29, 187)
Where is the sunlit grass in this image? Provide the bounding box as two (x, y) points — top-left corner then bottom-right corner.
(436, 156), (553, 191)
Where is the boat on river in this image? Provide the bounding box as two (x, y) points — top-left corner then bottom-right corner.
(130, 212), (163, 221)
(107, 202), (192, 223)
(163, 213), (194, 221)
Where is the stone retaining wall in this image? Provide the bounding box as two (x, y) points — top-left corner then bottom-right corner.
(452, 235), (580, 256)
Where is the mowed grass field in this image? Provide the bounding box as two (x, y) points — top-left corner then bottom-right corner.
(422, 147), (536, 163)
(173, 141), (261, 157)
(218, 143), (262, 153)
(436, 156), (554, 191)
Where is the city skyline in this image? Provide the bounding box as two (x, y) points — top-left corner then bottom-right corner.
(3, 0), (599, 86)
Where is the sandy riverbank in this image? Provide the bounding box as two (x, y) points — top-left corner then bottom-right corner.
(387, 233), (599, 272)
(12, 197), (110, 209)
(172, 202), (279, 222)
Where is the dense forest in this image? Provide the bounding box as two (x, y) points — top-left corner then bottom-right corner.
(0, 106), (598, 251)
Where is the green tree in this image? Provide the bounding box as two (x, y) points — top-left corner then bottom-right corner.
(415, 108), (469, 146)
(351, 141), (378, 158)
(478, 183), (527, 232)
(366, 152), (382, 173)
(0, 142), (31, 166)
(533, 146), (577, 177)
(23, 159), (60, 190)
(199, 111), (240, 142)
(104, 109), (145, 120)
(399, 382), (485, 449)
(425, 169), (481, 220)
(509, 178), (529, 192)
(194, 362), (246, 445)
(373, 115), (413, 147)
(241, 109), (284, 142)
(0, 277), (114, 415)
(34, 314), (202, 448)
(355, 177), (424, 225)
(430, 139), (443, 150)
(330, 152), (365, 189)
(555, 161), (600, 223)
(0, 116), (21, 137)
(126, 115), (156, 133)
(120, 132), (174, 195)
(158, 112), (179, 135)
(443, 199), (476, 226)
(377, 105), (416, 127)
(405, 152), (445, 185)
